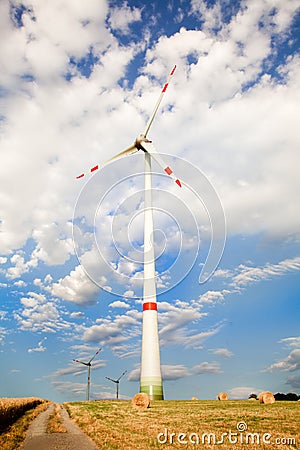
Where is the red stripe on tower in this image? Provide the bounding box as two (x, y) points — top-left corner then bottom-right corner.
(91, 165), (99, 172)
(165, 166), (173, 175)
(170, 65), (177, 75)
(162, 83), (169, 93)
(143, 302), (157, 311)
(76, 173), (84, 179)
(176, 179), (182, 187)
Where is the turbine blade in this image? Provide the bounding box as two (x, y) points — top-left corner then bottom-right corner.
(106, 376), (117, 383)
(143, 65), (176, 138)
(88, 347), (102, 364)
(73, 359), (88, 366)
(141, 141), (182, 187)
(117, 370), (127, 382)
(76, 145), (138, 179)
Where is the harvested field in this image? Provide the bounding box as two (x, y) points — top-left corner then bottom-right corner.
(0, 397), (45, 431)
(0, 398), (49, 450)
(65, 399), (300, 449)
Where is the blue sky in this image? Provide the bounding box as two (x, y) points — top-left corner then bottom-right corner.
(0, 0), (299, 402)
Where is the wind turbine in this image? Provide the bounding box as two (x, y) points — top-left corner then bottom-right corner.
(73, 348), (102, 401)
(76, 65), (181, 400)
(105, 370), (127, 399)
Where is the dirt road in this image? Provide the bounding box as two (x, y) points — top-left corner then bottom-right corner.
(19, 403), (98, 450)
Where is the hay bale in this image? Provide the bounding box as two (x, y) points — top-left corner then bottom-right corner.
(262, 392), (275, 404)
(218, 392), (228, 401)
(191, 397), (198, 400)
(248, 397), (257, 401)
(132, 393), (150, 410)
(259, 391), (275, 404)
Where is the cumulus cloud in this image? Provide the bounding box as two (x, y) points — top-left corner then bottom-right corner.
(264, 349), (300, 373)
(51, 265), (100, 305)
(83, 309), (141, 353)
(108, 2), (142, 34)
(109, 300), (130, 309)
(14, 292), (71, 333)
(0, 0), (298, 315)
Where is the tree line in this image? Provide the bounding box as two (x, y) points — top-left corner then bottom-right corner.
(249, 392), (300, 401)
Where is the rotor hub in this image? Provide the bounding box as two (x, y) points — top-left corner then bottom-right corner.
(135, 134), (151, 151)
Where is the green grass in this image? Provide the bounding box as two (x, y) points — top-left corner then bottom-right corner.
(64, 400), (300, 449)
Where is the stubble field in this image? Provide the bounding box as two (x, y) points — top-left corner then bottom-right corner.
(64, 399), (300, 449)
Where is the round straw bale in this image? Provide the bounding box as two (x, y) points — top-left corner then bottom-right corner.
(132, 393), (150, 410)
(191, 397), (198, 400)
(258, 392), (266, 403)
(218, 392), (228, 401)
(248, 397), (257, 401)
(262, 392), (275, 404)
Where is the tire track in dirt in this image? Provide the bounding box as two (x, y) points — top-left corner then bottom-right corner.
(19, 403), (98, 450)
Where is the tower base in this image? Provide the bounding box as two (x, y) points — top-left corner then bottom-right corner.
(140, 376), (164, 400)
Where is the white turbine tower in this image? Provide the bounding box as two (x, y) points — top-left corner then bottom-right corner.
(76, 66), (180, 400)
(73, 348), (102, 401)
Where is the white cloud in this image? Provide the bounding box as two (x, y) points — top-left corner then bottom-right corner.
(51, 265), (100, 305)
(162, 364), (191, 380)
(191, 0), (222, 33)
(279, 336), (300, 348)
(52, 360), (105, 378)
(108, 2), (142, 34)
(127, 367), (139, 381)
(0, 327), (7, 344)
(6, 252), (38, 280)
(192, 361), (223, 374)
(198, 290), (226, 304)
(209, 348), (233, 358)
(264, 349), (300, 373)
(31, 222), (74, 266)
(0, 311), (7, 321)
(231, 257), (300, 288)
(83, 309), (141, 352)
(28, 337), (47, 353)
(109, 300), (130, 309)
(229, 386), (261, 400)
(70, 311), (85, 319)
(159, 304), (206, 347)
(15, 292), (71, 333)
(14, 280), (27, 287)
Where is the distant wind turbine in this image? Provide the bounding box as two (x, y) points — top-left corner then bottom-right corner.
(73, 348), (102, 401)
(76, 65), (180, 400)
(105, 370), (127, 399)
